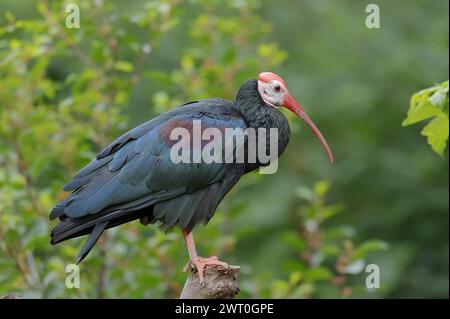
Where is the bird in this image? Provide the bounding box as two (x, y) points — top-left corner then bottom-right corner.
(50, 71), (333, 283)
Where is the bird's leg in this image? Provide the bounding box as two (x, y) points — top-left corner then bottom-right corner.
(182, 229), (228, 284)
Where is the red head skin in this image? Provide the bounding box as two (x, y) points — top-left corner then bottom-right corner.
(257, 72), (334, 163)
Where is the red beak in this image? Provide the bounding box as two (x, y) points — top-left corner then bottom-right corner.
(284, 94), (334, 163)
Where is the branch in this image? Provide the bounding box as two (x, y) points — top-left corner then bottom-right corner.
(180, 264), (240, 299)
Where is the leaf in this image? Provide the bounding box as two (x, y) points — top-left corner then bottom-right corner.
(292, 283), (314, 298)
(403, 81), (449, 156)
(421, 114), (449, 157)
(402, 88), (441, 126)
(303, 267), (332, 282)
(282, 231), (306, 251)
(113, 61), (134, 73)
(181, 54), (194, 71)
(271, 280), (290, 296)
(289, 271), (302, 285)
(352, 239), (389, 260)
(314, 180), (330, 196)
(295, 186), (315, 201)
(429, 89), (447, 109)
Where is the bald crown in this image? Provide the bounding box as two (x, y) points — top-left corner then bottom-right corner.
(258, 72), (288, 88)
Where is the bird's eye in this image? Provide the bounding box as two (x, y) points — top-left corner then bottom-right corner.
(274, 83), (281, 92)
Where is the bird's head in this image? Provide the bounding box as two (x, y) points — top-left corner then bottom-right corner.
(258, 71), (334, 163)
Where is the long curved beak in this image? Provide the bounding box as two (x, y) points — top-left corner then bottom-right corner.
(284, 94), (334, 163)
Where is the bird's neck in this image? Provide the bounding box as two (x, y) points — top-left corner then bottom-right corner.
(235, 79), (269, 128)
(235, 79), (291, 167)
(235, 79), (289, 131)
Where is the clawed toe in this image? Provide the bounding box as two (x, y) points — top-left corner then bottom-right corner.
(183, 256), (229, 284)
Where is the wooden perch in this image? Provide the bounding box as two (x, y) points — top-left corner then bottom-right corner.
(180, 264), (240, 299)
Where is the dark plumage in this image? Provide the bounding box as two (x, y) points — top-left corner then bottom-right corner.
(50, 79), (292, 263)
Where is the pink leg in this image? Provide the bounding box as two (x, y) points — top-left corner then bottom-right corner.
(182, 229), (228, 284)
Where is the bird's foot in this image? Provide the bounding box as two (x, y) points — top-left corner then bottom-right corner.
(183, 256), (229, 284)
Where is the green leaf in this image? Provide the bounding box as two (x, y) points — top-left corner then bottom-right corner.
(352, 239), (389, 260)
(113, 61), (134, 73)
(421, 114), (449, 157)
(314, 180), (330, 196)
(289, 271), (302, 285)
(282, 231), (307, 251)
(271, 280), (290, 296)
(429, 88), (447, 109)
(403, 81), (449, 156)
(303, 267), (332, 282)
(402, 89), (441, 126)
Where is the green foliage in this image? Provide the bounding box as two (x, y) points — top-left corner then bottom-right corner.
(147, 0), (286, 111)
(0, 0), (184, 298)
(268, 181), (387, 298)
(403, 81), (449, 156)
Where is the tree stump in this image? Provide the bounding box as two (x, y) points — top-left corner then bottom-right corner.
(180, 264), (240, 299)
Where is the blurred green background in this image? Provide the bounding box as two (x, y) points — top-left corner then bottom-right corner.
(0, 0), (448, 298)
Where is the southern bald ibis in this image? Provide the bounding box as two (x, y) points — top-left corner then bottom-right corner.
(50, 72), (333, 282)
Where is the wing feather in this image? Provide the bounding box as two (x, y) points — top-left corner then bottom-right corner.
(50, 98), (248, 260)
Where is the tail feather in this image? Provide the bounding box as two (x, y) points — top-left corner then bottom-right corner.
(50, 209), (145, 262)
(76, 222), (108, 264)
